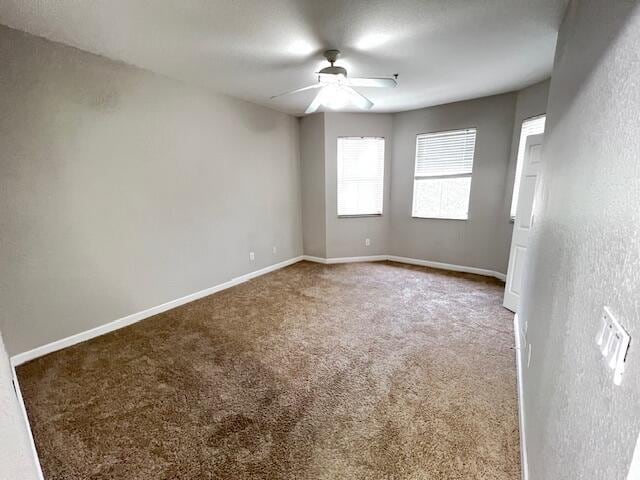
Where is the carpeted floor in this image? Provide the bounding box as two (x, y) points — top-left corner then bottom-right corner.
(18, 261), (519, 480)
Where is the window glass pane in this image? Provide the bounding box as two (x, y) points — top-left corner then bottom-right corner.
(337, 137), (385, 216)
(412, 177), (471, 220)
(354, 181), (379, 214)
(511, 115), (546, 217)
(412, 128), (476, 220)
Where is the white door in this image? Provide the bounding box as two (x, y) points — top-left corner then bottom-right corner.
(504, 133), (544, 312)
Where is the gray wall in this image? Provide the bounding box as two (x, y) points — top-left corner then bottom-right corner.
(0, 26), (303, 355)
(0, 333), (40, 479)
(299, 113), (326, 258)
(323, 113), (393, 258)
(389, 93), (517, 273)
(520, 1), (640, 479)
(298, 89), (550, 271)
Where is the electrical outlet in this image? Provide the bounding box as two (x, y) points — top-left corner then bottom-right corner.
(365, 238), (371, 247)
(596, 306), (630, 386)
(272, 246), (277, 254)
(249, 252), (255, 261)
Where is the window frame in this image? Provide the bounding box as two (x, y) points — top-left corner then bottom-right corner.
(411, 127), (477, 221)
(336, 136), (386, 218)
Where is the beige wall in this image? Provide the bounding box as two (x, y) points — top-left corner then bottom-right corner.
(0, 333), (40, 479)
(0, 24), (553, 358)
(299, 113), (326, 258)
(520, 2), (640, 479)
(0, 26), (302, 355)
(389, 93), (517, 273)
(299, 112), (393, 259)
(323, 113), (393, 258)
(298, 88), (550, 272)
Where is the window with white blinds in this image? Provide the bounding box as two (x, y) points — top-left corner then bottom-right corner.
(510, 115), (546, 218)
(412, 128), (477, 220)
(337, 137), (385, 216)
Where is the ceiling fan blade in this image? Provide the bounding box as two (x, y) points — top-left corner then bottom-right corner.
(346, 77), (397, 88)
(305, 89), (325, 114)
(270, 83), (321, 100)
(344, 86), (374, 110)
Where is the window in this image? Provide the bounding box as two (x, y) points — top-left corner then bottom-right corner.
(511, 115), (546, 218)
(412, 128), (477, 220)
(337, 137), (385, 216)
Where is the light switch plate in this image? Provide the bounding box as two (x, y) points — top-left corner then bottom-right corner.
(596, 306), (631, 386)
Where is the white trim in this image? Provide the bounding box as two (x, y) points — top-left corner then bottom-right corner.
(11, 253), (506, 366)
(514, 313), (529, 480)
(303, 255), (387, 264)
(10, 364), (45, 480)
(386, 255), (506, 281)
(10, 256), (304, 366)
(301, 255), (330, 264)
(302, 254), (506, 280)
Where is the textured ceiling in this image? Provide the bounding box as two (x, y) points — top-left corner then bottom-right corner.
(0, 0), (568, 115)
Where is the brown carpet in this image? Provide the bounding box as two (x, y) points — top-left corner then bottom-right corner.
(17, 261), (519, 480)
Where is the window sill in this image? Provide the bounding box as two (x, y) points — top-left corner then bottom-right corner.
(411, 215), (468, 221)
(337, 214), (383, 219)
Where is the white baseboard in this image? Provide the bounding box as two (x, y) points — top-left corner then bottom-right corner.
(514, 313), (529, 480)
(11, 253), (506, 366)
(387, 255), (507, 281)
(300, 255), (329, 264)
(11, 365), (45, 480)
(302, 255), (387, 264)
(11, 256), (304, 366)
(303, 254), (505, 281)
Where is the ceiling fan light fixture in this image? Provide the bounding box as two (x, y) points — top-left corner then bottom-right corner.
(318, 72), (346, 84)
(321, 84), (351, 110)
(272, 49), (397, 114)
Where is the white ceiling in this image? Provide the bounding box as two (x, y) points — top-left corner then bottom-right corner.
(0, 0), (568, 115)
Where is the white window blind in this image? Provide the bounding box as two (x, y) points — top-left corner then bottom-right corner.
(337, 137), (385, 216)
(510, 115), (546, 218)
(412, 128), (477, 220)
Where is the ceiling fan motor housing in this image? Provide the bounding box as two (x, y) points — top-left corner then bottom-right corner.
(319, 49), (347, 77)
(318, 65), (347, 76)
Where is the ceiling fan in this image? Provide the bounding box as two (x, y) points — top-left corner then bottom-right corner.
(271, 49), (398, 114)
